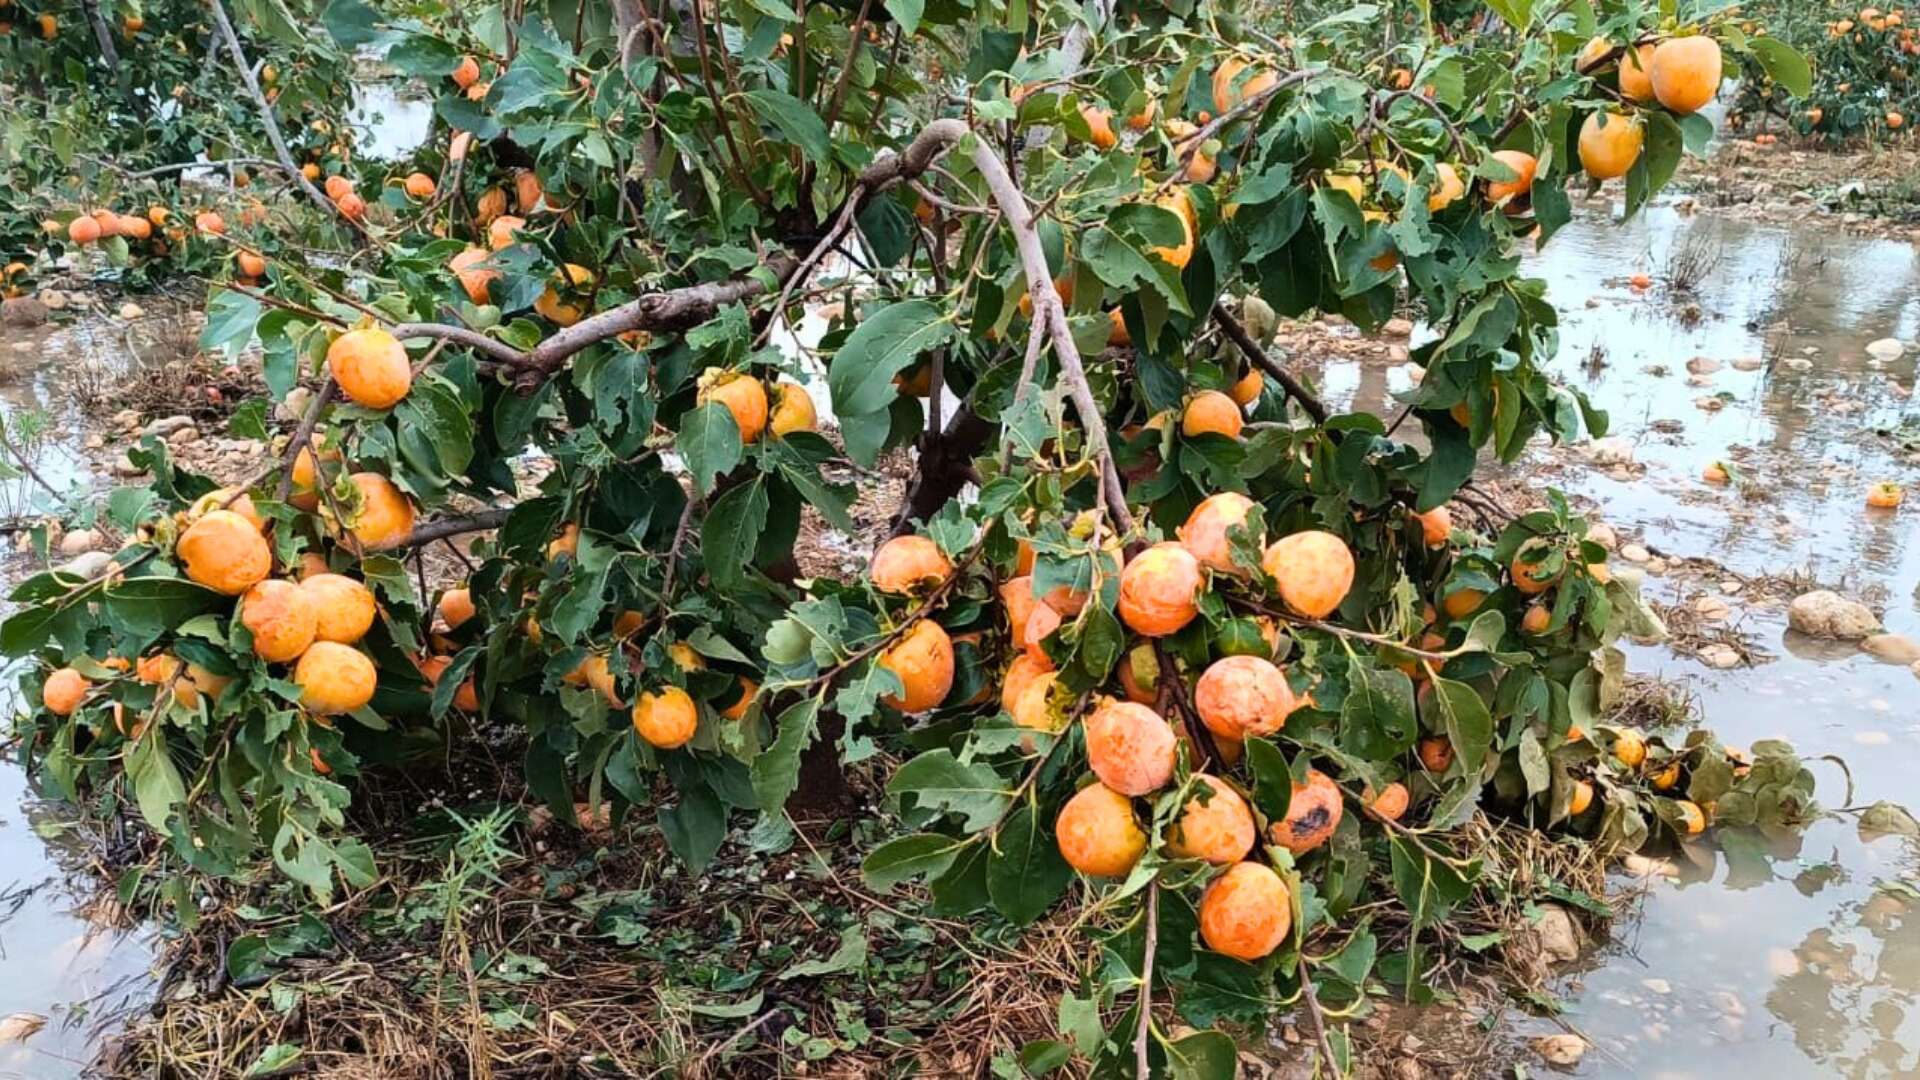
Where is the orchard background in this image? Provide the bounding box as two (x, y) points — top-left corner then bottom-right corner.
(2, 0), (1915, 1075)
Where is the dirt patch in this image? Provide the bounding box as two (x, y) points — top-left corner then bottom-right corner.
(1674, 138), (1920, 241)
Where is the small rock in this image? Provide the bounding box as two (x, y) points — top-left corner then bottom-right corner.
(1720, 580), (1743, 595)
(1686, 374), (1714, 388)
(1861, 633), (1920, 665)
(1534, 904), (1583, 962)
(111, 409), (142, 431)
(1387, 344), (1409, 363)
(1694, 396), (1726, 411)
(57, 529), (102, 556)
(0, 1012), (45, 1046)
(0, 297), (49, 327)
(59, 552), (113, 579)
(118, 302), (145, 321)
(1647, 556), (1669, 574)
(1865, 337), (1905, 362)
(169, 427), (201, 446)
(1786, 590), (1881, 640)
(1621, 543), (1651, 563)
(1585, 436), (1636, 466)
(1642, 977), (1673, 995)
(111, 454), (147, 478)
(1532, 1034), (1587, 1067)
(1383, 317), (1414, 337)
(1694, 596), (1732, 621)
(1767, 948), (1801, 977)
(1784, 357), (1814, 372)
(82, 434), (105, 450)
(1686, 356), (1723, 375)
(1909, 660), (1919, 681)
(1731, 356), (1765, 372)
(141, 415), (196, 438)
(1587, 522), (1618, 550)
(38, 290), (67, 311)
(1700, 643), (1742, 669)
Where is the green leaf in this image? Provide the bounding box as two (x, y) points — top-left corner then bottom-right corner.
(702, 476), (769, 591)
(242, 1043), (304, 1078)
(751, 697), (820, 811)
(676, 402), (744, 496)
(200, 290), (263, 361)
(742, 0), (799, 19)
(1482, 0), (1532, 30)
(1166, 1029), (1238, 1080)
(1430, 678), (1493, 775)
(659, 781), (728, 872)
(319, 0), (389, 48)
(1244, 736), (1294, 825)
(861, 833), (969, 890)
(827, 300), (957, 418)
(1747, 37), (1811, 99)
(1339, 661), (1418, 759)
(126, 728), (186, 833)
(887, 750), (1010, 830)
(884, 0), (924, 32)
(778, 922), (867, 980)
(743, 90), (830, 161)
(987, 804), (1072, 924)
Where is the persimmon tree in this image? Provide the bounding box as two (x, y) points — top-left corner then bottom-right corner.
(5, 0), (1823, 1070)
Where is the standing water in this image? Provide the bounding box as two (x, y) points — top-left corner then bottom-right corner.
(1318, 199), (1920, 1077)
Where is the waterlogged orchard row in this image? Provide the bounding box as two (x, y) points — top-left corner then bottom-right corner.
(0, 0), (1876, 1073)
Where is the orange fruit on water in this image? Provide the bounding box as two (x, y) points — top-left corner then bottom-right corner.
(1055, 782), (1146, 878)
(43, 667), (90, 715)
(633, 686), (698, 749)
(1867, 482), (1904, 509)
(1649, 36), (1722, 114)
(1268, 769), (1343, 855)
(768, 381), (817, 437)
(870, 535), (953, 594)
(178, 510), (272, 595)
(1198, 861), (1293, 961)
(1193, 654), (1296, 740)
(450, 247), (498, 304)
(1117, 542), (1203, 637)
(1182, 390), (1245, 439)
(1485, 150), (1537, 204)
(1178, 492), (1262, 573)
(438, 588), (476, 630)
(346, 473), (415, 551)
(1164, 775), (1256, 864)
(1578, 111), (1644, 180)
(1617, 43), (1657, 102)
(1365, 781), (1410, 822)
(879, 620), (954, 713)
(300, 573), (376, 644)
(241, 579), (319, 662)
(1261, 530), (1355, 619)
(1084, 700), (1178, 796)
(328, 327), (412, 410)
(698, 369), (769, 443)
(294, 641), (377, 715)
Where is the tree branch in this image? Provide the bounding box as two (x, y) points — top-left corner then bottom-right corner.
(1136, 880), (1159, 1077)
(1212, 303), (1329, 424)
(275, 380), (335, 502)
(206, 0), (346, 224)
(394, 508), (514, 549)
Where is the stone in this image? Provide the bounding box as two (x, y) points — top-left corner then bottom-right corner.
(0, 1013), (45, 1046)
(1784, 357), (1814, 372)
(37, 290), (68, 311)
(112, 454), (146, 478)
(1532, 1034), (1586, 1067)
(168, 427), (201, 446)
(1865, 337), (1905, 362)
(1861, 634), (1920, 665)
(118, 302), (145, 321)
(1694, 396), (1726, 411)
(1387, 344), (1409, 363)
(1686, 374), (1714, 388)
(142, 415), (196, 438)
(1534, 903), (1583, 962)
(111, 409), (142, 431)
(1585, 436), (1636, 466)
(57, 529), (101, 556)
(1686, 356), (1723, 375)
(1700, 643), (1742, 669)
(1787, 590), (1880, 640)
(82, 434), (105, 450)
(0, 297), (49, 327)
(1620, 543), (1651, 563)
(1731, 356), (1765, 371)
(60, 552), (112, 580)
(1383, 317), (1414, 337)
(1694, 596), (1732, 621)
(1587, 522), (1618, 550)
(1641, 977), (1673, 994)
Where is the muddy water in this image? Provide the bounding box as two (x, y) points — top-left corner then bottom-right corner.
(1319, 201), (1920, 1077)
(0, 320), (159, 1078)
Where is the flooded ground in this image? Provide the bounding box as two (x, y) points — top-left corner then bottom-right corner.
(1315, 199), (1920, 1077)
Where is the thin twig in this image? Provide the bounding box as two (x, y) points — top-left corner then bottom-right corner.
(393, 508), (513, 549)
(1212, 303), (1329, 423)
(1135, 881), (1159, 1077)
(206, 0), (351, 225)
(274, 380), (335, 502)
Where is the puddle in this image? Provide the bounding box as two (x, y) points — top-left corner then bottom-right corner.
(1314, 200), (1920, 1076)
(349, 80), (433, 162)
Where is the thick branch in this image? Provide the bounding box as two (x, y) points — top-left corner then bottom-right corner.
(394, 508), (514, 549)
(207, 0), (343, 223)
(1212, 303), (1329, 424)
(79, 0), (123, 76)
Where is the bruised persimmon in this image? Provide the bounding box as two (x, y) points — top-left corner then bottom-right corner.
(241, 579), (319, 662)
(1085, 700), (1178, 796)
(294, 641), (378, 715)
(1193, 654), (1296, 740)
(870, 535), (953, 594)
(177, 509), (272, 595)
(1261, 530), (1355, 619)
(697, 368), (769, 443)
(346, 472), (415, 551)
(300, 573), (377, 644)
(1198, 861), (1292, 961)
(1117, 542), (1202, 636)
(328, 327), (412, 410)
(1867, 482), (1904, 509)
(1055, 782), (1146, 877)
(879, 619), (954, 712)
(1181, 390), (1245, 439)
(1164, 775), (1256, 865)
(633, 686), (698, 748)
(42, 667), (90, 715)
(1268, 769), (1343, 855)
(1178, 492), (1262, 573)
(768, 381), (818, 437)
